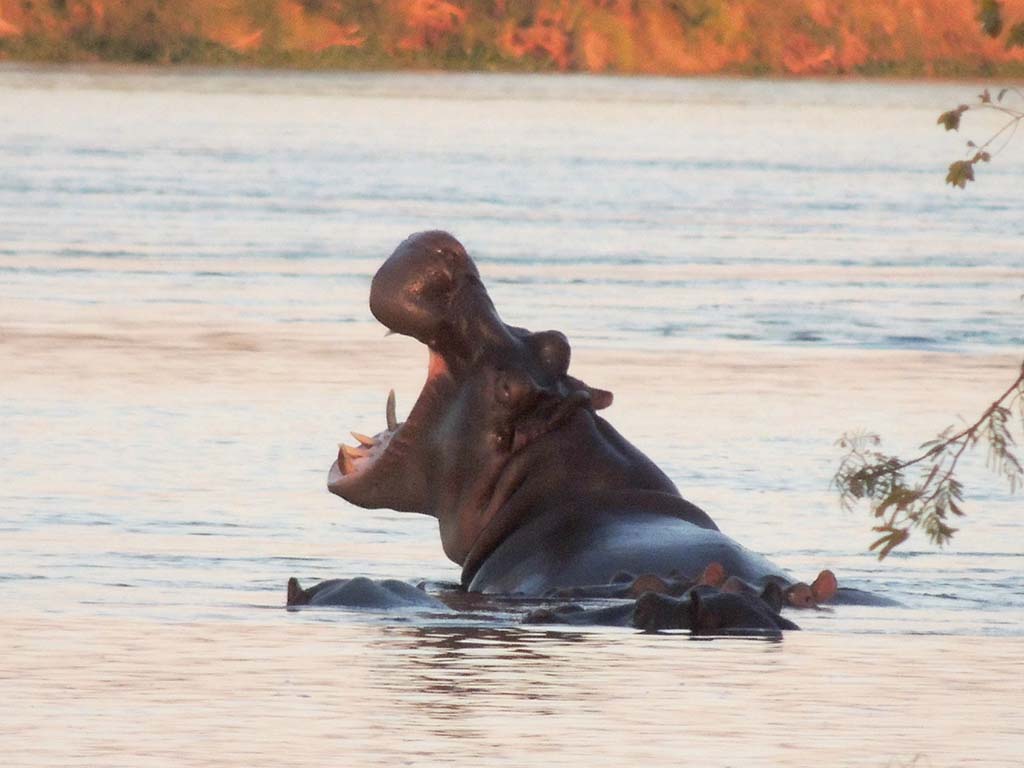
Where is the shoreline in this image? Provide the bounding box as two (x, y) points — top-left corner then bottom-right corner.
(2, 59), (1024, 85)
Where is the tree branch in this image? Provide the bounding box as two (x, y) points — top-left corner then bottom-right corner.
(939, 88), (1024, 188)
(834, 362), (1024, 558)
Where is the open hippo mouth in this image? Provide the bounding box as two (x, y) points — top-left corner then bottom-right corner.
(326, 347), (450, 513)
(328, 231), (614, 563)
(311, 231), (880, 614)
(328, 362), (600, 503)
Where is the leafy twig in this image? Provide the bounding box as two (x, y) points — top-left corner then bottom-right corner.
(834, 362), (1024, 558)
(938, 87), (1023, 188)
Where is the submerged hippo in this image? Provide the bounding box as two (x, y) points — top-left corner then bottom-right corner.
(298, 231), (887, 631)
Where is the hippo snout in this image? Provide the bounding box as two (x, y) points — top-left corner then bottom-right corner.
(370, 231), (503, 352)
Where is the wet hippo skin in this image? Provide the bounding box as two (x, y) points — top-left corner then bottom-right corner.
(293, 232), (894, 629)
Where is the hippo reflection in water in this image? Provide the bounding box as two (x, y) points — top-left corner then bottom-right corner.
(288, 232), (890, 633)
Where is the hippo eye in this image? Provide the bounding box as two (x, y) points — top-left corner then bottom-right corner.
(530, 331), (571, 377)
(494, 369), (517, 406)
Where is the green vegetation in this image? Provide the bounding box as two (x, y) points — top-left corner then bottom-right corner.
(836, 103), (1023, 556)
(939, 87), (1023, 188)
(834, 366), (1024, 558)
(834, 6), (1024, 557)
(938, 1), (1024, 188)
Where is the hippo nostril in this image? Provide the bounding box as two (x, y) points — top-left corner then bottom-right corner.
(369, 231), (480, 345)
(417, 266), (453, 301)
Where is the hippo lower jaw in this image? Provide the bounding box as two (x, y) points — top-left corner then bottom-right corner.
(327, 349), (449, 513)
(328, 336), (597, 533)
(329, 375), (593, 513)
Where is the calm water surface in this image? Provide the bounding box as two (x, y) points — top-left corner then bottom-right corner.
(1, 66), (1023, 766)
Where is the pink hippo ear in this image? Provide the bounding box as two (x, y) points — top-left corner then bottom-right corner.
(699, 561), (726, 588)
(588, 386), (614, 410)
(563, 375), (613, 411)
(811, 569), (838, 603)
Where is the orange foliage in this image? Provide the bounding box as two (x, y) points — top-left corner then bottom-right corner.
(277, 0), (364, 52)
(2, 0), (1024, 72)
(781, 34), (835, 75)
(204, 7), (265, 54)
(0, 0), (28, 37)
(579, 26), (611, 71)
(837, 27), (870, 71)
(498, 3), (572, 69)
(68, 1), (107, 31)
(397, 0), (467, 52)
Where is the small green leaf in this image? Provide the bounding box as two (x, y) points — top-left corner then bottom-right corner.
(869, 528), (910, 559)
(937, 106), (968, 131)
(977, 0), (1004, 38)
(848, 476), (864, 499)
(946, 160), (976, 188)
(1006, 21), (1024, 49)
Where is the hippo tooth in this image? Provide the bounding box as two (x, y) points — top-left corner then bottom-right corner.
(351, 431), (377, 447)
(386, 389), (397, 431)
(338, 445), (355, 475)
(341, 444), (364, 459)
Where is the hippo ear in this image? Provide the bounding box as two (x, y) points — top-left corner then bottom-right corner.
(699, 561), (726, 587)
(563, 375), (613, 411)
(760, 581), (784, 614)
(286, 577), (309, 607)
(688, 590), (708, 632)
(527, 330), (571, 377)
(811, 569), (838, 603)
(588, 386), (614, 410)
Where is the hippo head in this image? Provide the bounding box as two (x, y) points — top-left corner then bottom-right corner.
(329, 232), (676, 570)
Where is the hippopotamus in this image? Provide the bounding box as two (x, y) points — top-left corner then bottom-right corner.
(286, 576), (448, 610)
(300, 231), (889, 631)
(526, 587), (801, 635)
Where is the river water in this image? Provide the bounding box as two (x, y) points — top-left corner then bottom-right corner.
(1, 66), (1022, 766)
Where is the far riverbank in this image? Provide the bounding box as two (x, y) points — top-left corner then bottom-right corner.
(2, 0), (1024, 78)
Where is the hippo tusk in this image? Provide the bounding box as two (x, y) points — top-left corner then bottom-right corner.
(386, 389), (397, 431)
(351, 431), (377, 447)
(336, 444), (355, 475)
(341, 444), (364, 459)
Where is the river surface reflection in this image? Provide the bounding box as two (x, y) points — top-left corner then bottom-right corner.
(1, 67), (1022, 765)
(6, 615), (1022, 766)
